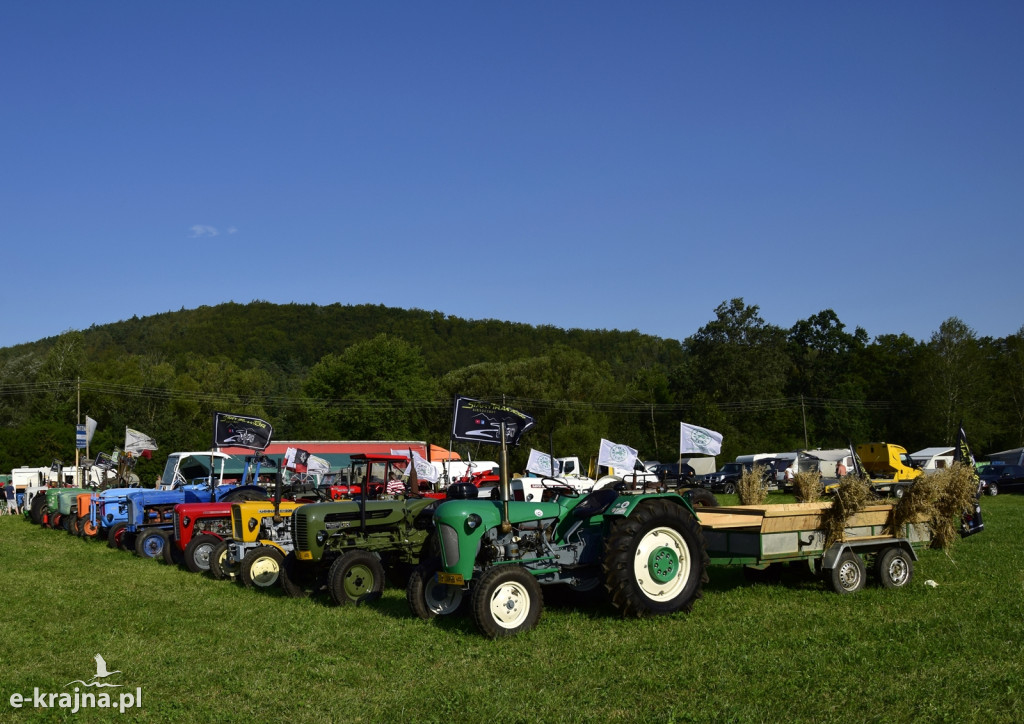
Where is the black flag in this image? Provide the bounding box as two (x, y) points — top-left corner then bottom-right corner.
(451, 396), (535, 446)
(212, 412), (273, 451)
(952, 422), (985, 536)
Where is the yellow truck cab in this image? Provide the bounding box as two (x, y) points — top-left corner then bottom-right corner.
(855, 443), (923, 483)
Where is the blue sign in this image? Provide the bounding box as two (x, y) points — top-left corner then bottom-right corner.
(76, 425), (87, 449)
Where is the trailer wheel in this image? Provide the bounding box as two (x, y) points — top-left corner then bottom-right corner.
(604, 498), (708, 617)
(279, 552), (319, 598)
(240, 546), (285, 589)
(135, 529), (168, 559)
(471, 565), (543, 638)
(209, 541), (239, 581)
(184, 534), (220, 573)
(829, 551), (866, 594)
(327, 550), (385, 605)
(874, 547), (914, 589)
(107, 522), (129, 549)
(407, 558), (464, 620)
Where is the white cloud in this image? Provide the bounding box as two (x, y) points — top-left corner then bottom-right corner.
(227, 226), (238, 234)
(189, 225), (219, 238)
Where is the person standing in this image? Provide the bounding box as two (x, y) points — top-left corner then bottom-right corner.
(4, 481), (18, 515)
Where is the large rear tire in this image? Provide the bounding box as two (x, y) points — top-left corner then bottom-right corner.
(327, 550), (385, 605)
(184, 534), (220, 574)
(240, 546), (285, 590)
(29, 496), (47, 525)
(407, 558), (465, 620)
(470, 565), (543, 638)
(603, 498), (708, 618)
(684, 488), (720, 509)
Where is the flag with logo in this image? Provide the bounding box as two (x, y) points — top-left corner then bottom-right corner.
(284, 447), (310, 473)
(212, 412), (273, 450)
(679, 422), (723, 456)
(306, 454), (330, 476)
(597, 439), (638, 473)
(451, 396), (535, 446)
(526, 449), (562, 476)
(392, 448), (439, 484)
(125, 428), (158, 459)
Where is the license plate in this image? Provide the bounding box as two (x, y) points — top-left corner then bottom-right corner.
(436, 571), (464, 586)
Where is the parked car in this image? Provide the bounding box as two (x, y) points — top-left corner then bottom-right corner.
(653, 462), (697, 485)
(979, 464), (1024, 496)
(698, 462), (747, 494)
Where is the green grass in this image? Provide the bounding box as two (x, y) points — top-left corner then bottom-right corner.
(1, 495), (1022, 723)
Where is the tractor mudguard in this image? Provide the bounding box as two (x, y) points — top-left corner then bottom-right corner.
(600, 492), (695, 520)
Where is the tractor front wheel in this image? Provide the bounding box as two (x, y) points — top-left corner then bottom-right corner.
(407, 558), (465, 620)
(29, 497), (47, 525)
(240, 546), (285, 589)
(107, 522), (129, 550)
(470, 565), (543, 638)
(184, 534), (219, 573)
(327, 550), (385, 605)
(603, 498), (708, 618)
(135, 529), (168, 559)
(82, 518), (99, 539)
(209, 541), (239, 581)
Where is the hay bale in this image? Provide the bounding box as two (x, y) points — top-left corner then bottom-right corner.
(888, 474), (938, 539)
(821, 475), (873, 550)
(737, 464), (769, 505)
(792, 470), (823, 503)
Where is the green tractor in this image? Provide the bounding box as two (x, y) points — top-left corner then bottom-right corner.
(283, 454), (443, 604)
(406, 477), (710, 638)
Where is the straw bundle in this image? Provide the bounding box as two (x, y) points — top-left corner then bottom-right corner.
(737, 464), (769, 505)
(929, 463), (980, 550)
(821, 475), (873, 550)
(792, 470), (823, 503)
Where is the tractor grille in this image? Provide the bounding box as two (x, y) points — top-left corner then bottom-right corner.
(172, 511), (181, 539)
(294, 514), (307, 549)
(439, 523), (459, 567)
(126, 499), (137, 525)
(231, 507), (243, 538)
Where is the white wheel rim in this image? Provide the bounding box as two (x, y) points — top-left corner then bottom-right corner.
(425, 581), (464, 615)
(487, 580), (532, 629)
(194, 544), (213, 570)
(887, 557), (909, 586)
(633, 526), (691, 601)
(838, 560), (861, 590)
(250, 556), (280, 586)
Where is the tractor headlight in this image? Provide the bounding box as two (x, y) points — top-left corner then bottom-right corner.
(315, 529), (328, 546)
(182, 516), (191, 528)
(248, 518), (258, 533)
(466, 513), (482, 530)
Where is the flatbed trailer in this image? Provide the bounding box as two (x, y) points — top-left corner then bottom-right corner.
(698, 502), (930, 594)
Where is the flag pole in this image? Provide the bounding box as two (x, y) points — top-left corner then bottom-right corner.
(499, 422), (511, 534)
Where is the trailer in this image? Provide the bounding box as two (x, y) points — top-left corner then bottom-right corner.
(698, 502), (930, 593)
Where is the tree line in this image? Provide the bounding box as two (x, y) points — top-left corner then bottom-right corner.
(0, 299), (1020, 478)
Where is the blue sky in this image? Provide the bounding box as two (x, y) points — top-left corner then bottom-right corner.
(2, 1), (1022, 350)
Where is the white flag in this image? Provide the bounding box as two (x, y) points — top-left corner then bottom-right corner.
(85, 416), (98, 444)
(680, 422), (723, 456)
(125, 427), (158, 454)
(306, 455), (330, 475)
(391, 449), (439, 483)
(597, 438), (638, 472)
(526, 449), (562, 476)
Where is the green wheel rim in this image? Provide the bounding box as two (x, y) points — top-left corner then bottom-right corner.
(648, 546), (679, 583)
(343, 563), (376, 599)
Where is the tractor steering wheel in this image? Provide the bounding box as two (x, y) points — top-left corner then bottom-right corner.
(540, 476), (578, 498)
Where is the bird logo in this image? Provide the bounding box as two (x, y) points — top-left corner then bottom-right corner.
(65, 654), (124, 688)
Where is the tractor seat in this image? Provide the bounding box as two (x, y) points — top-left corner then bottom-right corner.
(571, 488), (619, 519)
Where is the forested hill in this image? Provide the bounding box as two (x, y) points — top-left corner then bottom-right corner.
(1, 299), (1021, 477)
(4, 301), (684, 379)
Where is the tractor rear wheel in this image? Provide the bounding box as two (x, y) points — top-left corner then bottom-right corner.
(603, 498), (708, 618)
(407, 558), (464, 620)
(209, 541), (239, 581)
(135, 528), (168, 559)
(184, 534), (219, 573)
(29, 496), (47, 524)
(685, 488), (720, 508)
(327, 550), (385, 605)
(240, 546), (285, 589)
(470, 565), (543, 638)
(279, 552), (319, 598)
(69, 515), (81, 536)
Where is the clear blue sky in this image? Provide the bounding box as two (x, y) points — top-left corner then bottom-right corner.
(2, 1), (1021, 349)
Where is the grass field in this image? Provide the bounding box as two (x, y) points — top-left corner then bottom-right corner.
(1, 494), (1021, 723)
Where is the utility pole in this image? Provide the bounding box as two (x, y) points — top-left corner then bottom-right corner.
(801, 394), (809, 449)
